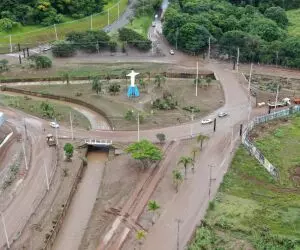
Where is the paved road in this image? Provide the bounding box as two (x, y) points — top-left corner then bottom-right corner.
(0, 108), (56, 249)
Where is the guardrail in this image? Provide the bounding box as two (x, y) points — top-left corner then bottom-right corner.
(242, 105), (300, 177)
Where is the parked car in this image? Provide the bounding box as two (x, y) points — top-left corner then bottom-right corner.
(201, 119), (213, 125)
(218, 112), (228, 118)
(50, 121), (59, 128)
(169, 49), (175, 55)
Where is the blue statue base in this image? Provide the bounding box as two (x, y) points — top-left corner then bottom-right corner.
(127, 86), (140, 97)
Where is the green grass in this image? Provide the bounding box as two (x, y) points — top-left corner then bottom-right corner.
(287, 9), (300, 37)
(125, 15), (153, 37)
(0, 94), (91, 129)
(189, 117), (300, 249)
(0, 0), (128, 50)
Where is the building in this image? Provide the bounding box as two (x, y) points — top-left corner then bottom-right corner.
(0, 112), (5, 127)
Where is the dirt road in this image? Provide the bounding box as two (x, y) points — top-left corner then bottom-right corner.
(53, 151), (107, 250)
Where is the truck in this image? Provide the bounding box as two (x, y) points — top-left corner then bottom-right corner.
(46, 134), (56, 147)
(268, 98), (291, 109)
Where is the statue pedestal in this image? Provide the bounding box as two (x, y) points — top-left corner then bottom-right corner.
(127, 86), (140, 97)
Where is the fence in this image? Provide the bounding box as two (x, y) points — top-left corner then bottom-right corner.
(242, 105), (300, 177)
(0, 0), (128, 54)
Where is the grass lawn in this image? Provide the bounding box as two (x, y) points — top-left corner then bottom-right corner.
(126, 15), (153, 37)
(189, 116), (300, 250)
(0, 94), (91, 129)
(0, 0), (128, 51)
(287, 9), (300, 37)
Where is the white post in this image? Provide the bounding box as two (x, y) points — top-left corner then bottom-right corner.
(70, 112), (73, 140)
(22, 141), (28, 170)
(9, 35), (12, 53)
(44, 163), (50, 191)
(118, 2), (120, 19)
(236, 47), (240, 72)
(196, 61), (199, 97)
(274, 84), (280, 110)
(55, 118), (58, 146)
(90, 15), (93, 30)
(137, 112), (140, 142)
(1, 213), (10, 249)
(54, 24), (58, 40)
(208, 37), (211, 60)
(108, 8), (110, 25)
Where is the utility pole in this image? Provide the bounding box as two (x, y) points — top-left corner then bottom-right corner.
(108, 8), (110, 25)
(274, 83), (280, 110)
(175, 218), (182, 250)
(208, 165), (216, 200)
(70, 112), (74, 140)
(236, 47), (240, 72)
(54, 24), (58, 40)
(22, 141), (28, 170)
(24, 119), (28, 140)
(44, 162), (50, 191)
(90, 14), (93, 30)
(196, 61), (199, 97)
(247, 63), (253, 123)
(190, 109), (194, 137)
(55, 118), (58, 146)
(175, 28), (179, 50)
(208, 37), (211, 60)
(9, 35), (12, 53)
(1, 212), (9, 249)
(137, 112), (140, 142)
(118, 2), (120, 19)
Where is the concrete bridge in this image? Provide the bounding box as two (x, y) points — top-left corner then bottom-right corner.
(84, 139), (113, 146)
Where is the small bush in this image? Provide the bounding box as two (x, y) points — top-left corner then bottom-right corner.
(29, 55), (52, 69)
(108, 83), (121, 95)
(183, 106), (200, 113)
(152, 95), (177, 110)
(52, 40), (76, 57)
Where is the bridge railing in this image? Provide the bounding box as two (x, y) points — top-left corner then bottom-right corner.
(84, 139), (113, 145)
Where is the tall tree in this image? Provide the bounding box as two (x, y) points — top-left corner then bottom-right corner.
(197, 134), (209, 151)
(178, 156), (193, 178)
(64, 143), (74, 161)
(172, 169), (183, 193)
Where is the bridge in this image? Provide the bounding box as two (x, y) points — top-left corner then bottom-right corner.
(84, 139), (113, 146)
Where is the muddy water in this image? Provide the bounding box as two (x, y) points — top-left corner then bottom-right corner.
(53, 150), (108, 250)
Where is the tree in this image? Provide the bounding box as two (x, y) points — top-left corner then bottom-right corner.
(52, 40), (76, 57)
(264, 7), (288, 28)
(196, 134), (209, 151)
(154, 75), (165, 88)
(172, 169), (183, 192)
(191, 147), (198, 173)
(40, 101), (55, 118)
(0, 59), (9, 72)
(136, 230), (146, 249)
(156, 133), (166, 144)
(125, 140), (162, 168)
(91, 76), (102, 94)
(0, 18), (19, 32)
(108, 83), (121, 95)
(29, 55), (52, 69)
(178, 156), (193, 178)
(147, 200), (160, 225)
(64, 143), (74, 161)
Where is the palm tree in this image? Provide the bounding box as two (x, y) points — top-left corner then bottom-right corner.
(196, 134), (209, 151)
(178, 156), (193, 178)
(172, 169), (183, 192)
(136, 230), (146, 249)
(191, 147), (198, 173)
(147, 200), (160, 225)
(154, 74), (166, 88)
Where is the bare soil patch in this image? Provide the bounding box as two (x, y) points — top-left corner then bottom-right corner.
(12, 78), (224, 130)
(12, 140), (86, 250)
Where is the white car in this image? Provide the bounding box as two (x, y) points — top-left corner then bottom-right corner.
(218, 112), (228, 118)
(50, 121), (59, 128)
(169, 49), (175, 55)
(201, 119), (213, 125)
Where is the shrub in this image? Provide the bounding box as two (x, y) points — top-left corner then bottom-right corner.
(152, 95), (177, 110)
(52, 40), (76, 57)
(156, 133), (166, 143)
(183, 106), (200, 113)
(0, 18), (19, 32)
(29, 55), (52, 69)
(118, 28), (152, 51)
(109, 40), (117, 52)
(0, 59), (9, 72)
(108, 83), (121, 95)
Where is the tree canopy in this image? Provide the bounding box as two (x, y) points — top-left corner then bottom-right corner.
(162, 0), (300, 68)
(0, 0), (106, 28)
